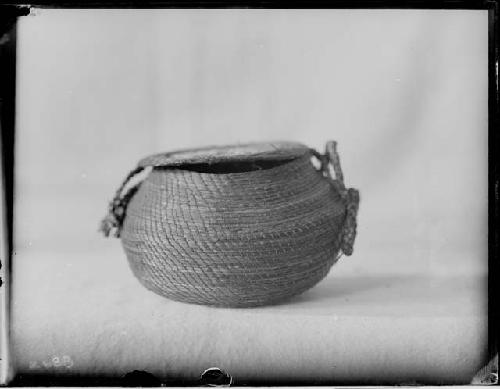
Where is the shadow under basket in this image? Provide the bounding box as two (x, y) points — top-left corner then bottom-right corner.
(100, 141), (360, 308)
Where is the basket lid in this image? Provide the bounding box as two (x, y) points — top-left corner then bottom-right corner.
(138, 141), (311, 168)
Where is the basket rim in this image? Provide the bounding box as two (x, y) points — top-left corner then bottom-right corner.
(138, 141), (311, 169)
(148, 153), (318, 179)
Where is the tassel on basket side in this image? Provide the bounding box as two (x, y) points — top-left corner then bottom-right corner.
(99, 166), (145, 238)
(311, 141), (360, 256)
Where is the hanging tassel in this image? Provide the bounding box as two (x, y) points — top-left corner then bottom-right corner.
(318, 141), (360, 256)
(99, 166), (145, 238)
(340, 188), (360, 256)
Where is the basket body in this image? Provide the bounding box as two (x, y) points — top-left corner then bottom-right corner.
(120, 153), (347, 307)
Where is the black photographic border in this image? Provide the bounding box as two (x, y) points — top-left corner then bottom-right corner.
(0, 1), (497, 386)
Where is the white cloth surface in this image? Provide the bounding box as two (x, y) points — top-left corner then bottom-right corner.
(11, 9), (488, 384)
(12, 248), (487, 383)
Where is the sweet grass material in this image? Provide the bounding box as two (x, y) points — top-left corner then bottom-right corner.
(100, 141), (360, 308)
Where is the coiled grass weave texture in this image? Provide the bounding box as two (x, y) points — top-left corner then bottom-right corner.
(100, 142), (359, 307)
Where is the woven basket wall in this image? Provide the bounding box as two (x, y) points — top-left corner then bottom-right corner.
(101, 141), (359, 308)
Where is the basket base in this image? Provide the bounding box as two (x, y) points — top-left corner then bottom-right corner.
(126, 254), (340, 308)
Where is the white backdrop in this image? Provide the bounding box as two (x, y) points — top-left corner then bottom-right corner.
(11, 9), (488, 384)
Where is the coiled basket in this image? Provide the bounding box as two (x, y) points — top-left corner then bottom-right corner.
(100, 141), (360, 308)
